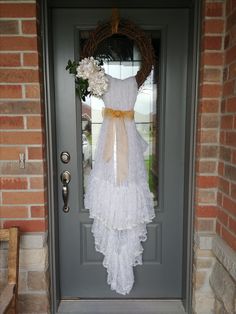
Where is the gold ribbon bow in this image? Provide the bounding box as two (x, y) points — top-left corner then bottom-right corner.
(102, 107), (134, 185)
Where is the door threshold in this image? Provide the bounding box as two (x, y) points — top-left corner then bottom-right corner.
(58, 299), (186, 314)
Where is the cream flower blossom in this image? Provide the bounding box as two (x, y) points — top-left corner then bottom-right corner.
(76, 57), (108, 97)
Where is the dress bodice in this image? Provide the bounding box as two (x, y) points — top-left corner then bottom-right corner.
(102, 75), (138, 111)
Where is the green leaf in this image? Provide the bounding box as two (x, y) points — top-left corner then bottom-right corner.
(66, 59), (94, 102)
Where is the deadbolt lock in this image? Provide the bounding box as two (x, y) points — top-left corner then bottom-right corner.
(60, 151), (70, 164)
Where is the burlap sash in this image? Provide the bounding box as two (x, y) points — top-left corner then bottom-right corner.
(102, 107), (134, 184)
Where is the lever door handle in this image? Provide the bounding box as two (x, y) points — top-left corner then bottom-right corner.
(60, 170), (71, 213)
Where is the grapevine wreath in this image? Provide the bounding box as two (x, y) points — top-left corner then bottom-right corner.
(80, 14), (156, 88)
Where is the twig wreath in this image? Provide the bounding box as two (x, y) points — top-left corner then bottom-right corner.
(66, 12), (156, 100)
(81, 19), (156, 87)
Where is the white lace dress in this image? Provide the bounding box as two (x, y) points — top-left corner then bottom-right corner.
(84, 74), (155, 295)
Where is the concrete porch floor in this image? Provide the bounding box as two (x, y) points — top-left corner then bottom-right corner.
(58, 300), (186, 314)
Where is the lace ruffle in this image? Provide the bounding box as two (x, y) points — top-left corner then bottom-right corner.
(84, 176), (155, 230)
(91, 218), (149, 295)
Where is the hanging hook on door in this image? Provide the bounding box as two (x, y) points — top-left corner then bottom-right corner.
(111, 8), (120, 34)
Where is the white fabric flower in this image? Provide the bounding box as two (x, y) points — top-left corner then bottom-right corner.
(76, 57), (108, 97)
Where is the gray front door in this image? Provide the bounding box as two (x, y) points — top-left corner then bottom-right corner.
(53, 8), (188, 298)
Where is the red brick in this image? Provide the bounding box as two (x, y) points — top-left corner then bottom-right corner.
(222, 226), (236, 251)
(0, 206), (28, 218)
(220, 130), (226, 144)
(30, 206), (46, 218)
(0, 37), (37, 51)
(228, 62), (236, 79)
(226, 131), (236, 146)
(202, 36), (223, 50)
(230, 25), (236, 45)
(226, 97), (236, 112)
(0, 116), (24, 129)
(216, 220), (222, 235)
(28, 147), (44, 160)
(23, 53), (39, 66)
(196, 176), (218, 188)
(232, 0), (236, 10)
(233, 151), (236, 164)
(198, 144), (218, 158)
(196, 189), (217, 204)
(2, 191), (45, 205)
(226, 10), (236, 31)
(198, 130), (218, 143)
(0, 3), (36, 18)
(231, 182), (236, 198)
(0, 177), (28, 190)
(229, 216), (236, 234)
(217, 209), (228, 226)
(223, 80), (235, 96)
(221, 115), (234, 129)
(0, 146), (25, 160)
(224, 34), (230, 50)
(200, 114), (220, 128)
(196, 218), (215, 232)
(196, 160), (217, 173)
(0, 69), (39, 83)
(204, 19), (224, 34)
(30, 177), (44, 189)
(0, 85), (22, 99)
(0, 161), (43, 176)
(200, 84), (222, 98)
(0, 101), (42, 115)
(0, 132), (43, 145)
(0, 20), (19, 34)
(3, 219), (47, 232)
(202, 68), (222, 82)
(220, 146), (231, 162)
(201, 52), (224, 66)
(196, 205), (217, 217)
(205, 2), (223, 17)
(226, 0), (232, 16)
(226, 44), (236, 65)
(22, 20), (37, 34)
(218, 191), (223, 207)
(220, 129), (226, 146)
(219, 177), (230, 194)
(0, 53), (21, 67)
(225, 164), (236, 181)
(218, 161), (224, 176)
(221, 99), (227, 113)
(27, 116), (42, 129)
(223, 195), (236, 216)
(25, 85), (40, 99)
(199, 99), (220, 113)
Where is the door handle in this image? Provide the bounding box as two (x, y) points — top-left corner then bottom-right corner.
(60, 170), (71, 213)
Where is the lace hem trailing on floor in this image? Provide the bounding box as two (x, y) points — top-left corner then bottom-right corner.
(84, 176), (155, 295)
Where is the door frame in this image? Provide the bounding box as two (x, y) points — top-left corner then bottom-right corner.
(41, 0), (202, 313)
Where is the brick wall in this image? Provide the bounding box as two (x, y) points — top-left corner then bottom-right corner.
(0, 0), (47, 232)
(196, 0), (236, 249)
(196, 0), (225, 239)
(195, 0), (236, 252)
(193, 0), (236, 313)
(217, 0), (236, 252)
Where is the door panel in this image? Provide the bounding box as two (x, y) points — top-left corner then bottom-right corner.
(53, 8), (188, 298)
